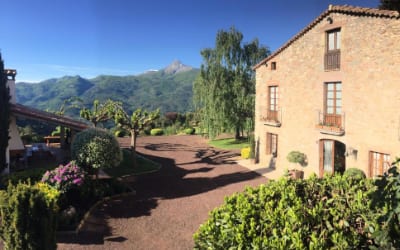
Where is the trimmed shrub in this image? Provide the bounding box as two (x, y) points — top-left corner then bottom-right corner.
(343, 168), (366, 180)
(287, 151), (307, 166)
(194, 174), (379, 249)
(150, 128), (164, 136)
(71, 128), (122, 174)
(184, 127), (195, 135)
(241, 147), (251, 159)
(0, 182), (59, 250)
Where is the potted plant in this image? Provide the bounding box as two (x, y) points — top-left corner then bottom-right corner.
(286, 151), (307, 179)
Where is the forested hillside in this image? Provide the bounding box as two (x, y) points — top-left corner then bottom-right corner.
(16, 61), (199, 116)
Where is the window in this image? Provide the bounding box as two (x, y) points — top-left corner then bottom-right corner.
(267, 86), (279, 122)
(323, 82), (342, 127)
(327, 29), (341, 51)
(271, 62), (276, 70)
(369, 151), (391, 177)
(325, 82), (341, 115)
(266, 133), (278, 156)
(269, 86), (278, 112)
(325, 28), (341, 70)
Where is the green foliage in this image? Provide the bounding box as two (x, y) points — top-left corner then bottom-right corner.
(0, 53), (11, 172)
(0, 182), (59, 250)
(370, 163), (400, 248)
(80, 99), (118, 127)
(1, 168), (48, 186)
(343, 168), (366, 180)
(150, 128), (164, 136)
(162, 124), (179, 135)
(55, 178), (130, 230)
(287, 151), (307, 166)
(50, 126), (61, 136)
(241, 147), (251, 159)
(114, 129), (128, 137)
(193, 27), (270, 139)
(194, 175), (380, 249)
(17, 121), (53, 141)
(104, 149), (161, 178)
(209, 137), (250, 150)
(71, 128), (122, 172)
(184, 127), (195, 135)
(113, 106), (159, 167)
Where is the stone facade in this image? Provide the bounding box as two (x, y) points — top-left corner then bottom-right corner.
(254, 5), (400, 178)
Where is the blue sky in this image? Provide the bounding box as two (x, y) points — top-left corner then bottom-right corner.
(1, 0), (378, 82)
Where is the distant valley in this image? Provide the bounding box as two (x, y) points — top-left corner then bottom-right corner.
(15, 60), (199, 116)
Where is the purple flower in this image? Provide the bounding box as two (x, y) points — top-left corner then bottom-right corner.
(41, 161), (86, 193)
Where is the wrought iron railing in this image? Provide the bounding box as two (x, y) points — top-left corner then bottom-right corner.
(261, 109), (281, 126)
(316, 111), (345, 134)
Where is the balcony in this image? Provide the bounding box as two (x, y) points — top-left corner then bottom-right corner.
(316, 111), (345, 136)
(261, 110), (281, 127)
(324, 50), (340, 70)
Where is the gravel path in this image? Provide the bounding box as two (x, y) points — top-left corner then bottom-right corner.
(57, 135), (267, 250)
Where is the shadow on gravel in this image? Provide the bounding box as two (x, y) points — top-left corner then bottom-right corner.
(58, 139), (263, 246)
(144, 143), (240, 165)
(117, 142), (261, 217)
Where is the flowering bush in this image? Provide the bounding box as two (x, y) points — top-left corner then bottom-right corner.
(41, 161), (85, 193)
(36, 182), (60, 209)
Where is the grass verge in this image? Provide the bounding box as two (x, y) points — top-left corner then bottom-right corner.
(104, 149), (161, 178)
(209, 137), (250, 150)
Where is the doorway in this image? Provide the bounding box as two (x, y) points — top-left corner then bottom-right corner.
(319, 139), (346, 177)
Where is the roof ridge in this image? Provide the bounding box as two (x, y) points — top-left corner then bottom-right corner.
(253, 5), (399, 70)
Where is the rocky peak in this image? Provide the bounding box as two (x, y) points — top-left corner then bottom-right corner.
(163, 60), (192, 74)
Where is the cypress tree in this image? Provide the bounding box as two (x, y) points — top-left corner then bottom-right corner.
(0, 53), (11, 172)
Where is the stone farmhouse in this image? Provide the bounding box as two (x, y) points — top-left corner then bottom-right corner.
(253, 5), (400, 178)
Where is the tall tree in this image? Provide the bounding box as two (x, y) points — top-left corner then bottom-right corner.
(379, 0), (400, 11)
(114, 107), (159, 167)
(79, 99), (116, 127)
(194, 27), (270, 139)
(0, 53), (11, 172)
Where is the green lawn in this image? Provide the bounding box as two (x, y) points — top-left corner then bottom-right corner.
(104, 149), (161, 178)
(208, 137), (250, 150)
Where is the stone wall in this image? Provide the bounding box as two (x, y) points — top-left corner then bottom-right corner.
(255, 12), (400, 177)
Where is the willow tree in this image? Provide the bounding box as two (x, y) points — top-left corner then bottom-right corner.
(0, 53), (11, 172)
(193, 27), (270, 139)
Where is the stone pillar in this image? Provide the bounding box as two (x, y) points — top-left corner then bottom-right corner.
(5, 69), (17, 174)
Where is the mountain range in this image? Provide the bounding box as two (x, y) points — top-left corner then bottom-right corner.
(15, 60), (199, 116)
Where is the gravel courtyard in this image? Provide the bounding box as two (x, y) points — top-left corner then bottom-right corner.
(58, 135), (267, 250)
